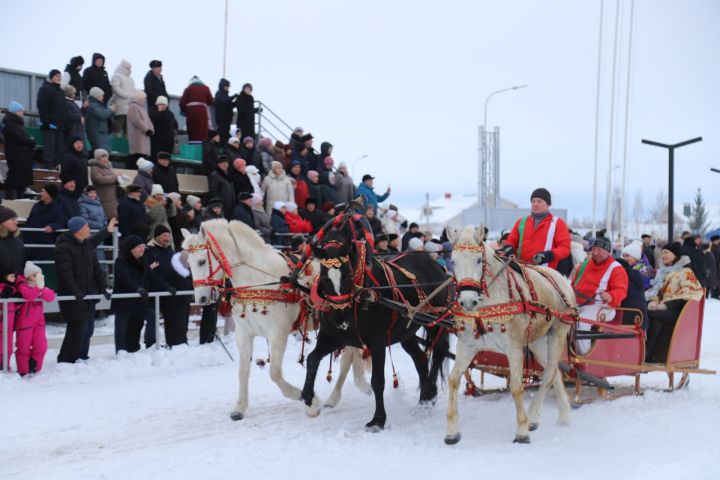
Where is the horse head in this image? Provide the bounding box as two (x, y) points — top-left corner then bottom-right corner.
(448, 225), (487, 312)
(316, 223), (355, 328)
(182, 225), (225, 305)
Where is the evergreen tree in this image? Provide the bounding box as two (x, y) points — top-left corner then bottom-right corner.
(688, 188), (709, 235)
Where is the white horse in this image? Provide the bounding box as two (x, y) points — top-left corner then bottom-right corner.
(182, 219), (368, 420)
(444, 226), (575, 444)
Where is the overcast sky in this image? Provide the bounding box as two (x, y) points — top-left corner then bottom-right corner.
(5, 0), (719, 222)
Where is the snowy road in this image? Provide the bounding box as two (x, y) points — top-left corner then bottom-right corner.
(2, 303), (719, 480)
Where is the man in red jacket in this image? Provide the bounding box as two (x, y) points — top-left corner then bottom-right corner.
(500, 188), (571, 270)
(570, 236), (629, 354)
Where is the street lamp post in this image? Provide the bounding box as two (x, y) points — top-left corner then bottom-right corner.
(641, 137), (702, 242)
(351, 154), (369, 180)
(480, 84), (527, 228)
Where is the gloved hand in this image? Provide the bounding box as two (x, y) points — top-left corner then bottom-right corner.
(1, 286), (14, 298)
(145, 130), (153, 136)
(532, 250), (554, 265)
(103, 289), (112, 300)
(35, 273), (45, 290)
(495, 244), (514, 256)
(74, 292), (85, 301)
(49, 123), (57, 130)
(137, 288), (149, 299)
(167, 286), (177, 296)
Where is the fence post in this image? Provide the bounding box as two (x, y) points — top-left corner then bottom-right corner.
(2, 301), (8, 373)
(112, 229), (119, 263)
(154, 294), (162, 350)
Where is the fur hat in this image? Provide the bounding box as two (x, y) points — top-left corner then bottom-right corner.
(531, 187), (551, 206)
(155, 95), (168, 106)
(271, 160), (283, 171)
(24, 261), (42, 278)
(126, 184), (143, 194)
(408, 237), (424, 251)
(186, 195), (201, 208)
(89, 87), (105, 100)
(94, 148), (109, 160)
(207, 197), (224, 209)
(136, 158), (154, 172)
(8, 101), (23, 113)
(338, 161), (348, 170)
(68, 216), (88, 234)
(0, 206), (18, 224)
(150, 184), (164, 196)
(149, 60), (162, 68)
(259, 137), (272, 148)
(663, 241), (682, 260)
(621, 241), (642, 261)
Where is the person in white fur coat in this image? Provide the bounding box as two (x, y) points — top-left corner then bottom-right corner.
(110, 59), (138, 136)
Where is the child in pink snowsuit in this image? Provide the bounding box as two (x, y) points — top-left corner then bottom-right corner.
(15, 262), (55, 376)
(0, 264), (18, 369)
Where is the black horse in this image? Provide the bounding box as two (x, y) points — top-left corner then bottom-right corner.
(302, 217), (451, 431)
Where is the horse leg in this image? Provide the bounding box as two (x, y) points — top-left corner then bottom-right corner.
(527, 334), (551, 431)
(427, 329), (450, 403)
(549, 326), (572, 425)
(366, 343), (387, 432)
(325, 348), (354, 408)
(507, 339), (531, 443)
(350, 347), (372, 395)
(230, 330), (254, 421)
(268, 331), (302, 402)
(301, 330), (338, 417)
(445, 339), (477, 445)
(400, 336), (431, 403)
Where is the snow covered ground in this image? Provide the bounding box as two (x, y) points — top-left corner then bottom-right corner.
(2, 302), (719, 480)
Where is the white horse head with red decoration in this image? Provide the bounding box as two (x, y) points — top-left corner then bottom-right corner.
(181, 224), (229, 305)
(447, 225), (488, 312)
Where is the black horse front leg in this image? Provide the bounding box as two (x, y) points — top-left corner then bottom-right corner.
(400, 336), (433, 403)
(424, 328), (450, 404)
(366, 343), (387, 432)
(301, 329), (338, 416)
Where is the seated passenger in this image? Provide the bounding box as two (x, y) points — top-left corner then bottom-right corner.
(570, 237), (629, 354)
(644, 242), (703, 363)
(621, 240), (653, 289)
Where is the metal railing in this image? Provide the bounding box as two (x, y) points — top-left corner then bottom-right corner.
(255, 100), (295, 144)
(1, 289), (196, 373)
(20, 227), (120, 265)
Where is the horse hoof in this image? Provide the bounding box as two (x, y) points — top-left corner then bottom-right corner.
(365, 418), (385, 432)
(529, 422), (539, 431)
(513, 435), (531, 444)
(444, 434), (462, 445)
(305, 397), (322, 417)
(230, 411), (244, 421)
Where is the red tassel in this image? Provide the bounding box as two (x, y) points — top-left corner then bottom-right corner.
(362, 347), (370, 359)
(500, 324), (506, 333)
(298, 354), (305, 366)
(326, 371), (333, 383)
(393, 373), (399, 389)
(488, 325), (494, 333)
(252, 305), (258, 312)
(240, 312), (246, 319)
(256, 358), (266, 367)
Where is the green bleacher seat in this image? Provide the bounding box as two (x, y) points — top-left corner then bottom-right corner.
(111, 137), (129, 156)
(26, 127), (44, 146)
(172, 143), (202, 163)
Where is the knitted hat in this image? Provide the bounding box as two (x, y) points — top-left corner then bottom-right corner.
(24, 261), (42, 278)
(167, 192), (181, 202)
(286, 202), (298, 212)
(68, 216), (88, 234)
(251, 193), (263, 206)
(43, 184), (59, 199)
(621, 241), (642, 261)
(94, 148), (109, 160)
(273, 201), (286, 211)
(271, 160), (283, 170)
(228, 137), (240, 145)
(137, 157), (154, 171)
(8, 101), (23, 113)
(150, 184), (164, 196)
(305, 197), (317, 206)
(531, 187), (551, 206)
(149, 60), (162, 68)
(0, 206), (18, 224)
(592, 236), (612, 253)
(48, 69), (61, 79)
(216, 154), (229, 165)
(663, 241), (682, 260)
(186, 195), (201, 208)
(424, 241), (440, 253)
(89, 87), (105, 100)
(242, 83), (253, 90)
(338, 161), (348, 170)
(122, 234), (145, 252)
(208, 129), (219, 138)
(408, 237), (424, 251)
(242, 136), (254, 144)
(259, 137), (272, 148)
(307, 171), (319, 181)
(0, 262), (14, 279)
(155, 95), (168, 106)
(63, 84), (76, 98)
(153, 224), (170, 238)
(233, 158), (246, 170)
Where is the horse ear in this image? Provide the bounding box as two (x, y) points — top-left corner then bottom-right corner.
(446, 227), (459, 244)
(474, 225), (486, 244)
(181, 228), (192, 240)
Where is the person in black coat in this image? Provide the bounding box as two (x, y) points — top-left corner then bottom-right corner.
(117, 185), (150, 238)
(55, 217), (112, 363)
(63, 56), (85, 97)
(616, 258), (649, 330)
(82, 53), (112, 104)
(24, 185), (66, 260)
(235, 83), (257, 141)
(112, 234), (172, 352)
(0, 206), (25, 275)
(641, 234), (656, 269)
(149, 96), (178, 160)
(681, 236), (708, 289)
(57, 177), (81, 221)
(143, 60), (168, 110)
(215, 78), (238, 144)
(702, 243), (719, 299)
(37, 70), (68, 168)
(152, 152), (179, 194)
(208, 157), (236, 220)
(60, 136), (89, 194)
(229, 158), (254, 197)
(1, 104), (36, 199)
(202, 130), (223, 175)
(299, 198), (327, 234)
(270, 203), (290, 246)
(224, 137), (242, 161)
(232, 192), (256, 229)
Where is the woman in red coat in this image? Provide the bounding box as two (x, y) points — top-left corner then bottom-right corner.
(284, 202), (312, 234)
(179, 76), (213, 141)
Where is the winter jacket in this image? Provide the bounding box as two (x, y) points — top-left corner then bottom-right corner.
(214, 79), (237, 127)
(285, 211), (312, 234)
(110, 60), (137, 116)
(79, 194), (107, 230)
(127, 97), (153, 156)
(299, 207), (327, 234)
(261, 170), (295, 215)
(252, 207), (272, 243)
(647, 256), (703, 305)
(60, 147), (89, 194)
(180, 83), (214, 142)
(85, 97), (113, 152)
(117, 196), (150, 238)
(504, 213), (571, 270)
(229, 169), (254, 197)
(356, 182), (389, 212)
(62, 56), (85, 95)
(0, 226), (25, 275)
(145, 238), (176, 286)
(152, 163), (179, 194)
(232, 203), (256, 229)
(145, 196), (176, 240)
(16, 280), (55, 330)
(89, 158), (120, 219)
(111, 245), (169, 313)
(1, 112), (35, 189)
(680, 240), (708, 289)
(24, 200), (66, 260)
(37, 80), (67, 129)
(617, 258), (650, 330)
(270, 208), (290, 245)
(288, 173), (310, 209)
(143, 70), (168, 109)
(82, 53), (112, 100)
(14, 278), (54, 375)
(570, 256), (629, 308)
(704, 251), (719, 292)
(202, 139), (223, 175)
(240, 145), (260, 171)
(208, 168), (235, 220)
(319, 142), (333, 167)
(224, 144), (242, 162)
(258, 144), (273, 176)
(133, 169), (154, 199)
(334, 171), (355, 205)
(149, 107), (177, 158)
(55, 229), (108, 321)
(235, 91), (256, 140)
(64, 98), (84, 142)
(57, 188), (81, 220)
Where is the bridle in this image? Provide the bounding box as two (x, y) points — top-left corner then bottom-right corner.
(187, 231), (232, 292)
(453, 242), (489, 296)
(319, 244), (354, 310)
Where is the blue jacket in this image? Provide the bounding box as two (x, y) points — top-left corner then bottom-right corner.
(85, 97), (113, 152)
(79, 194), (107, 230)
(356, 182), (389, 211)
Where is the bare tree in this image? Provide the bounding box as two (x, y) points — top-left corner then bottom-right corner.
(632, 190), (644, 225)
(649, 189), (667, 222)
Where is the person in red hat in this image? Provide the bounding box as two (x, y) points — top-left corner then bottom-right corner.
(499, 187), (571, 272)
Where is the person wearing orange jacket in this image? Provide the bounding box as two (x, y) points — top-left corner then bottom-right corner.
(499, 187), (571, 271)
